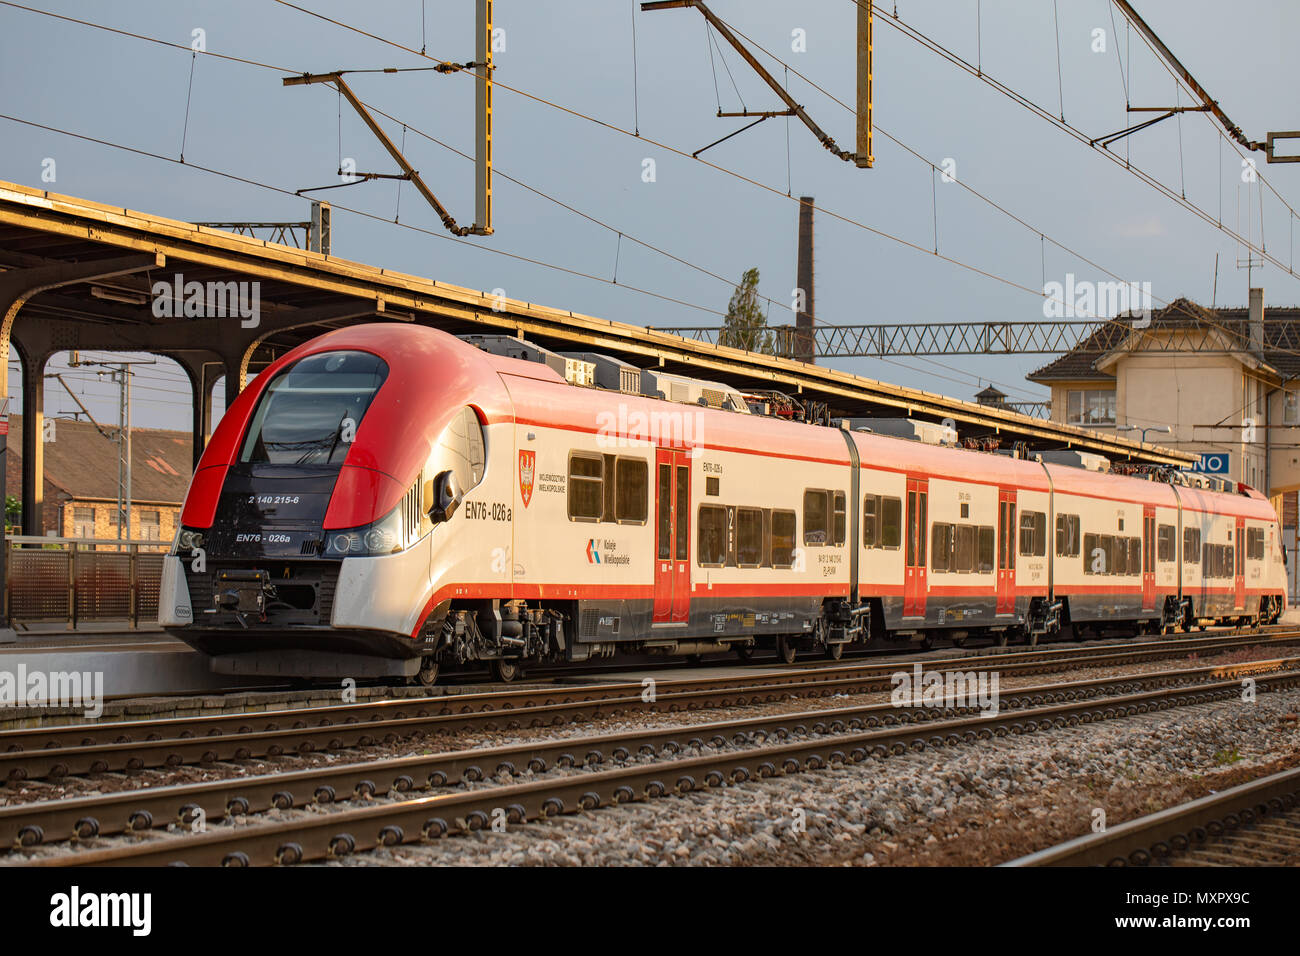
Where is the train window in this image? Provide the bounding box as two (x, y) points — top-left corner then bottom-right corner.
(954, 525), (977, 573)
(240, 350), (390, 467)
(1157, 525), (1176, 562)
(706, 476), (720, 497)
(1247, 527), (1266, 561)
(1019, 511), (1047, 557)
(771, 510), (796, 568)
(1184, 528), (1201, 563)
(960, 502), (970, 518)
(736, 508), (763, 567)
(833, 492), (847, 546)
(657, 464), (672, 559)
(1128, 538), (1141, 575)
(804, 490), (829, 546)
(675, 466), (689, 561)
(978, 527), (995, 572)
(1101, 535), (1118, 574)
(881, 497), (902, 549)
(1055, 514), (1080, 557)
(931, 523), (954, 572)
(697, 505), (727, 566)
(1084, 533), (1100, 574)
(614, 457), (648, 524)
(567, 454), (603, 521)
(863, 495), (879, 547)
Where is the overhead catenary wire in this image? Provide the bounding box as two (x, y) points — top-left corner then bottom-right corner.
(1, 0), (1249, 404)
(866, 0), (1300, 284)
(0, 2), (1052, 399)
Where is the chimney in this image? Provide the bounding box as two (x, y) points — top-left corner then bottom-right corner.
(795, 196), (815, 364)
(1249, 287), (1264, 357)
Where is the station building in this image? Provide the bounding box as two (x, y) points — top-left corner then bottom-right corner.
(3, 414), (189, 542)
(1028, 289), (1300, 597)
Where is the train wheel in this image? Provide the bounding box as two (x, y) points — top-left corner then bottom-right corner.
(735, 645), (755, 662)
(415, 658), (440, 687)
(493, 659), (520, 683)
(777, 636), (797, 665)
(825, 642), (844, 661)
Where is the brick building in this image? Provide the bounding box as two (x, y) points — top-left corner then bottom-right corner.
(4, 414), (191, 541)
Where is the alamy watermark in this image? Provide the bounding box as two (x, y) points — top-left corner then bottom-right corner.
(0, 664), (104, 719)
(596, 403), (705, 455)
(151, 273), (260, 328)
(890, 663), (1000, 716)
(1043, 272), (1153, 327)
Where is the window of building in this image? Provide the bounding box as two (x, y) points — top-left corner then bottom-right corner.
(140, 510), (161, 541)
(771, 510), (796, 567)
(697, 505), (727, 566)
(72, 506), (94, 539)
(1184, 527), (1201, 564)
(1066, 389), (1117, 426)
(1019, 511), (1047, 556)
(1285, 391), (1300, 426)
(1157, 524), (1176, 562)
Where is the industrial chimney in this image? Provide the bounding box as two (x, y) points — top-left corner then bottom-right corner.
(795, 196), (815, 364)
(1249, 286), (1264, 358)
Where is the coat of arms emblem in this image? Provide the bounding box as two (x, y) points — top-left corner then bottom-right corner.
(519, 450), (536, 507)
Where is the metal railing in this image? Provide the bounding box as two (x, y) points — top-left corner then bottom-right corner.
(4, 536), (168, 628)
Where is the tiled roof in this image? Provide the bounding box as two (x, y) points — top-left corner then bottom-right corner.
(5, 415), (192, 504)
(1027, 298), (1300, 383)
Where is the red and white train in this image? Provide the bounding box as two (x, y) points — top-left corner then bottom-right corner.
(159, 324), (1289, 682)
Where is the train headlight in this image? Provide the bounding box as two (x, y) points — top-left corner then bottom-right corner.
(328, 532), (361, 555)
(172, 527), (207, 555)
(325, 508), (404, 557)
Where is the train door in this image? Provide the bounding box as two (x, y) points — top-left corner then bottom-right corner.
(1142, 506), (1156, 611)
(903, 477), (928, 618)
(653, 448), (691, 624)
(996, 489), (1016, 614)
(1234, 516), (1245, 611)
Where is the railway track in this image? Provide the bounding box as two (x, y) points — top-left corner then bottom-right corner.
(1007, 764), (1300, 867)
(7, 658), (1300, 866)
(1, 631), (1294, 782)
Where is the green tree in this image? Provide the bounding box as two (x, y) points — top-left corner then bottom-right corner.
(720, 267), (774, 353)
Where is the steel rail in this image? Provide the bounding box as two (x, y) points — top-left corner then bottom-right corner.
(2, 633), (1291, 781)
(1, 656), (1291, 850)
(1006, 764), (1300, 866)
(20, 669), (1300, 867)
(2, 629), (1286, 753)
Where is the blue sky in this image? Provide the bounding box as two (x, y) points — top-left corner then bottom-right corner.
(2, 0), (1298, 429)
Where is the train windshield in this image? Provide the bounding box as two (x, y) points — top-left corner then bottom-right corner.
(239, 350), (389, 467)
